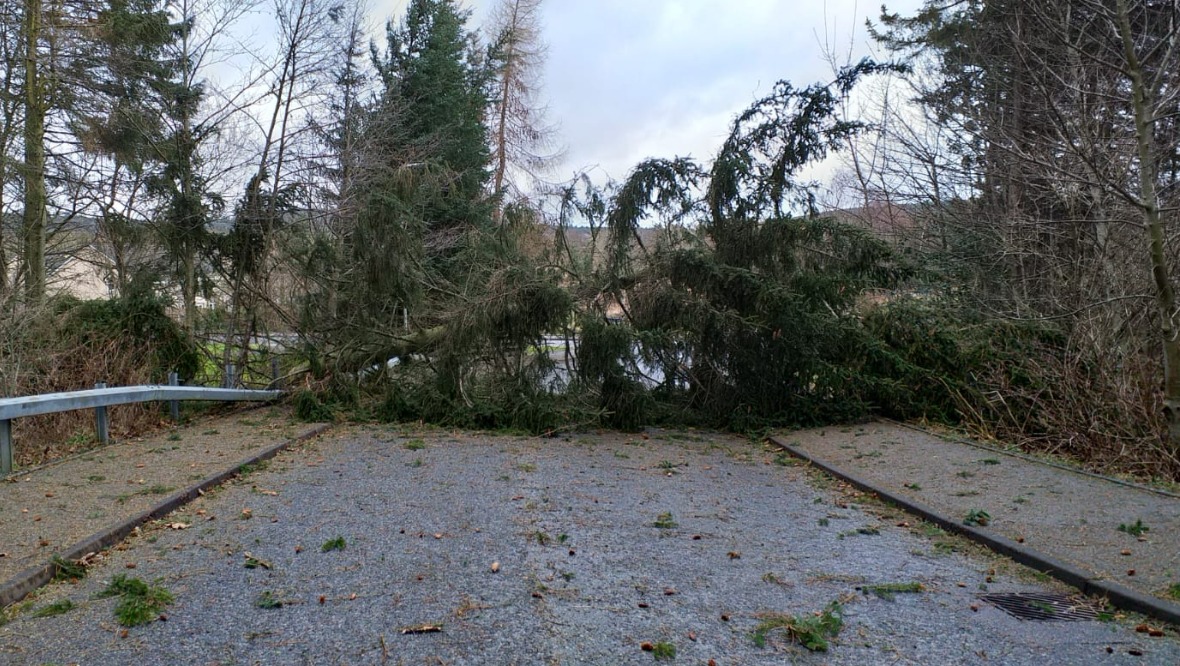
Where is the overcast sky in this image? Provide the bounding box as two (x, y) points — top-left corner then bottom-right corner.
(374, 0), (925, 185)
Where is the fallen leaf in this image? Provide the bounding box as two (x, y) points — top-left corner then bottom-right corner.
(692, 535), (702, 540)
(240, 508), (253, 520)
(970, 603), (980, 612)
(349, 593), (357, 600)
(434, 533), (443, 540)
(1127, 569), (1136, 576)
(640, 642), (654, 652)
(401, 624), (443, 635)
(319, 595), (326, 605)
(1121, 549), (1132, 556)
(490, 561), (500, 573)
(295, 545), (304, 554)
(638, 602), (649, 609)
(727, 551), (741, 559)
(167, 523), (189, 530)
(708, 660), (717, 666)
(44, 492), (54, 498)
(664, 588), (676, 596)
(119, 629), (129, 639)
(124, 562), (136, 569)
(720, 613), (730, 622)
(687, 632), (696, 641)
(1129, 648), (1144, 656)
(531, 591), (544, 599)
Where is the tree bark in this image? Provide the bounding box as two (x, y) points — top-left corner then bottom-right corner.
(1116, 0), (1180, 454)
(21, 0), (46, 301)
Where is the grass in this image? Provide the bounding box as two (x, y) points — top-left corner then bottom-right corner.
(862, 582), (924, 600)
(652, 512), (678, 529)
(86, 475), (105, 483)
(903, 483), (921, 490)
(166, 433), (182, 442)
(409, 458), (424, 468)
(773, 453), (797, 466)
(964, 509), (991, 527)
(322, 536), (347, 552)
(752, 601), (844, 652)
(404, 439), (426, 451)
(97, 575), (174, 627)
(979, 458), (1001, 465)
(956, 470), (975, 479)
(1165, 583), (1180, 601)
(532, 531), (552, 546)
(517, 463), (537, 473)
(1118, 519), (1150, 537)
(650, 641), (676, 660)
(116, 485), (176, 504)
(31, 599), (75, 618)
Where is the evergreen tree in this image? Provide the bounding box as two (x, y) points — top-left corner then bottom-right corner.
(373, 0), (492, 235)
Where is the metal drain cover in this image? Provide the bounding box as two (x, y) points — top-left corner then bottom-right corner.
(979, 592), (1103, 621)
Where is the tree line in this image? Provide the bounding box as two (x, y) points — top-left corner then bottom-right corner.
(2, 0), (1177, 481)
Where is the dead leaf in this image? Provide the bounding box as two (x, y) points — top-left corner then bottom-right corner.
(240, 508), (253, 520)
(727, 551), (741, 559)
(1127, 569), (1136, 576)
(687, 632), (696, 641)
(640, 642), (654, 652)
(490, 561), (500, 573)
(44, 492), (54, 498)
(401, 624), (443, 635)
(243, 552), (272, 570)
(433, 533), (443, 540)
(319, 595), (326, 605)
(167, 523), (189, 530)
(638, 602), (649, 608)
(1121, 549), (1132, 556)
(125, 562), (136, 569)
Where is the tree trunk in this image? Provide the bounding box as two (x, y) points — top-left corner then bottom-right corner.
(1116, 0), (1180, 455)
(21, 0), (45, 301)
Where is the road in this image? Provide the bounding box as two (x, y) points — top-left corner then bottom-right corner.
(1, 426), (1176, 664)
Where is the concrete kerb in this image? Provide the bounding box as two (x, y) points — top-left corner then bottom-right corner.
(0, 423), (333, 610)
(768, 435), (1180, 627)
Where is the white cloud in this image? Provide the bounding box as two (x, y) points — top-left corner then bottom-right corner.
(370, 0), (926, 186)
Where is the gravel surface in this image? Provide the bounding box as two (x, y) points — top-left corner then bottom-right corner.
(0, 408), (314, 582)
(1, 426), (1177, 665)
(786, 422), (1180, 601)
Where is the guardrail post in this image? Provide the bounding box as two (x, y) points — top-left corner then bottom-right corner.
(270, 357), (281, 390)
(224, 363), (236, 389)
(94, 382), (109, 444)
(168, 372), (180, 422)
(1, 419), (12, 474)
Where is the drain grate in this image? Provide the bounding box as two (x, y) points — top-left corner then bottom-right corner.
(978, 592), (1103, 622)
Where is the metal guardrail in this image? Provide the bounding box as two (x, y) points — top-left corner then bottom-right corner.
(0, 383), (281, 474)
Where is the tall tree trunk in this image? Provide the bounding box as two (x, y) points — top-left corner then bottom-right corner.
(21, 0), (45, 301)
(1116, 0), (1180, 455)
